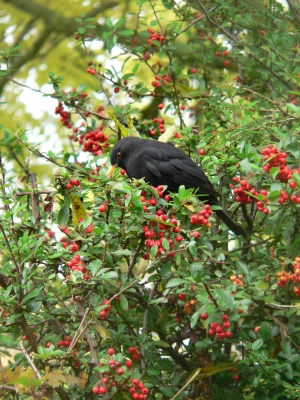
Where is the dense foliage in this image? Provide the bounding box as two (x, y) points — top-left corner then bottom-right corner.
(1, 0), (300, 399)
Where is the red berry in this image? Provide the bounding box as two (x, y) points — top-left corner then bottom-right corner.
(200, 312), (208, 320)
(223, 50), (228, 56)
(216, 51), (220, 56)
(198, 148), (205, 155)
(233, 374), (240, 381)
(221, 314), (229, 322)
(117, 368), (124, 375)
(71, 244), (79, 252)
(99, 204), (106, 212)
(158, 103), (164, 110)
(260, 30), (266, 35)
(99, 386), (107, 394)
(92, 386), (100, 394)
(108, 348), (115, 356)
(192, 231), (200, 239)
(223, 321), (231, 329)
(178, 293), (186, 301)
(224, 60), (230, 67)
(290, 181), (296, 189)
(65, 183), (72, 190)
(114, 87), (120, 93)
(99, 310), (107, 319)
(125, 359), (133, 368)
(128, 347), (136, 354)
(175, 235), (183, 242)
(191, 68), (197, 74)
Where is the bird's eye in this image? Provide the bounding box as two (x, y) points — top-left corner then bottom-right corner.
(116, 152), (122, 158)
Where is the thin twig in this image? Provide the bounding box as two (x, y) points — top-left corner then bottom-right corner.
(20, 341), (41, 379)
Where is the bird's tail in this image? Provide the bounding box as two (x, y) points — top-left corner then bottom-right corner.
(215, 208), (248, 238)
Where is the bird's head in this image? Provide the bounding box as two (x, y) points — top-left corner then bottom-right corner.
(107, 137), (140, 177)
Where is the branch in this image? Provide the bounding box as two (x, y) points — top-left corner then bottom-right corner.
(20, 341), (41, 379)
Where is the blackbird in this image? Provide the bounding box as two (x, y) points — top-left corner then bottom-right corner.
(108, 137), (246, 237)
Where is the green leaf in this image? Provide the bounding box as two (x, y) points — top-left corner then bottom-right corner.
(236, 260), (250, 276)
(89, 260), (102, 276)
(77, 84), (88, 93)
(191, 308), (202, 328)
(23, 289), (42, 303)
(268, 190), (280, 201)
(162, 238), (169, 251)
(57, 206), (69, 226)
(215, 288), (234, 309)
(119, 30), (135, 36)
(260, 322), (271, 341)
(190, 262), (203, 283)
(269, 167), (279, 178)
(120, 294), (128, 311)
(106, 18), (113, 28)
(240, 158), (262, 172)
(166, 278), (189, 288)
(252, 339), (263, 351)
(159, 386), (174, 397)
(153, 340), (170, 347)
(112, 249), (132, 256)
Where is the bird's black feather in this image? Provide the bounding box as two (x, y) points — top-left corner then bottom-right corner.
(110, 137), (247, 237)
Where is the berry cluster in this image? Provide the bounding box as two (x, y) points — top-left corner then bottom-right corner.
(183, 298), (197, 315)
(150, 117), (165, 136)
(227, 367), (240, 382)
(65, 178), (81, 190)
(65, 254), (89, 281)
(276, 256), (300, 296)
(128, 378), (149, 399)
(57, 335), (72, 348)
(55, 102), (72, 129)
(59, 226), (80, 252)
(86, 67), (97, 75)
(190, 204), (211, 226)
(99, 299), (111, 320)
(128, 346), (141, 361)
(231, 178), (269, 214)
(208, 314), (232, 340)
(261, 145), (291, 182)
(230, 274), (244, 286)
(77, 127), (109, 156)
(147, 28), (166, 46)
(151, 74), (171, 89)
(93, 347), (147, 399)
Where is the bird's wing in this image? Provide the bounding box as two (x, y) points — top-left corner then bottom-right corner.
(144, 154), (219, 197)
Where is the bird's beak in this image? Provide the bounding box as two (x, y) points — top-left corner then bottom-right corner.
(107, 164), (118, 178)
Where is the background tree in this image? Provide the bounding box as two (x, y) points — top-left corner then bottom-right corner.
(1, 0), (300, 399)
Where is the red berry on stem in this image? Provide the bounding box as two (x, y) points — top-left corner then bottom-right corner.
(108, 348), (115, 356)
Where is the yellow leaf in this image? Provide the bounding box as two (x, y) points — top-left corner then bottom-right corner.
(109, 113), (141, 138)
(183, 203), (195, 212)
(192, 362), (237, 381)
(70, 194), (86, 226)
(135, 258), (149, 276)
(158, 125), (177, 143)
(176, 82), (200, 97)
(95, 324), (111, 340)
(63, 374), (87, 389)
(42, 369), (67, 388)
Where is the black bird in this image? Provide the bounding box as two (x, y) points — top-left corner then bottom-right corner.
(108, 137), (246, 237)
